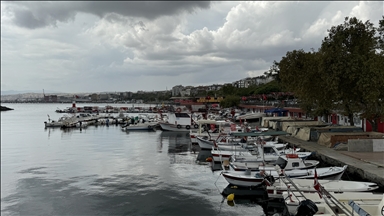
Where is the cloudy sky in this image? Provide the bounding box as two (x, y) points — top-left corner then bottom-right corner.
(1, 1), (383, 94)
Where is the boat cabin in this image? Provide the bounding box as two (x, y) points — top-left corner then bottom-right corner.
(273, 154), (319, 170)
(167, 112), (192, 126)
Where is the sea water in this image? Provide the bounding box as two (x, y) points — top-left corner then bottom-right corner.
(1, 103), (280, 216)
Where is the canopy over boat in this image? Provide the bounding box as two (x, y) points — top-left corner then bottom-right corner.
(230, 131), (291, 137)
(264, 108), (288, 115)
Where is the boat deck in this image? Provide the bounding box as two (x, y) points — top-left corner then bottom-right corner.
(278, 135), (384, 188)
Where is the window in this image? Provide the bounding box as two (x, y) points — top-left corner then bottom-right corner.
(292, 162), (300, 167)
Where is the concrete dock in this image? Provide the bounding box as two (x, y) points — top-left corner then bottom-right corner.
(278, 135), (384, 188)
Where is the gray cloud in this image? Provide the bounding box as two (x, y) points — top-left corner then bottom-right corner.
(2, 1), (383, 93)
(5, 1), (211, 29)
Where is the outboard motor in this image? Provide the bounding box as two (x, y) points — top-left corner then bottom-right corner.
(296, 199), (318, 216)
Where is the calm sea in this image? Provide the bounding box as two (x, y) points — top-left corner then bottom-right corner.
(1, 103), (283, 216)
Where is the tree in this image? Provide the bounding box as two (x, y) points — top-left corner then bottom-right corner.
(278, 49), (333, 118)
(253, 80), (282, 95)
(358, 52), (384, 131)
(320, 17), (378, 126)
(220, 84), (236, 95)
(378, 16), (384, 53)
(220, 95), (240, 108)
(264, 61), (281, 83)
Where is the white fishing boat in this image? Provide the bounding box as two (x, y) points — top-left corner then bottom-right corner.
(232, 142), (312, 163)
(221, 169), (275, 187)
(279, 167), (383, 216)
(211, 148), (248, 162)
(121, 122), (158, 131)
(196, 134), (245, 150)
(221, 165), (347, 188)
(159, 112), (193, 132)
(269, 165), (348, 180)
(268, 178), (379, 194)
(44, 115), (76, 128)
(199, 130), (292, 151)
(197, 135), (257, 151)
(190, 119), (240, 144)
(230, 154), (319, 171)
(284, 190), (384, 216)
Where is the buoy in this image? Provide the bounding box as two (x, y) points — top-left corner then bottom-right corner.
(227, 193), (234, 202)
(206, 157), (213, 162)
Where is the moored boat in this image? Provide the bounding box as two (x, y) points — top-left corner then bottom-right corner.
(121, 122), (158, 131)
(284, 190), (384, 215)
(221, 169), (275, 187)
(231, 154), (319, 171)
(268, 178), (379, 194)
(159, 112), (193, 132)
(221, 165), (347, 188)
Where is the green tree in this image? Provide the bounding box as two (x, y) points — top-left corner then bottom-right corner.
(320, 17), (378, 126)
(358, 51), (384, 131)
(220, 84), (236, 95)
(378, 16), (384, 52)
(278, 49), (332, 118)
(264, 61), (281, 83)
(220, 95), (240, 108)
(253, 80), (282, 95)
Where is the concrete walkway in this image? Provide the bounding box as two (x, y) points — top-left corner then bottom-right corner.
(278, 135), (384, 188)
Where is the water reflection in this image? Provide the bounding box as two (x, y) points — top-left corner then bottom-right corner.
(44, 127), (61, 139)
(159, 131), (191, 153)
(2, 103), (274, 216)
(220, 184), (289, 216)
(2, 174), (219, 216)
(196, 149), (212, 162)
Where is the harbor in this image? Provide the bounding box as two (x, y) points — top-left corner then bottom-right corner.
(2, 103), (384, 216)
(39, 104), (384, 191)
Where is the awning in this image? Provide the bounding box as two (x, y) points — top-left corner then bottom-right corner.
(230, 131), (290, 137)
(264, 108), (289, 113)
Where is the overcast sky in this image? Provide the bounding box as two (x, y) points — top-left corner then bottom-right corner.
(1, 1), (383, 93)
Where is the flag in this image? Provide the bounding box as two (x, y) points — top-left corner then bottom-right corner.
(262, 94), (267, 100)
(314, 168), (323, 198)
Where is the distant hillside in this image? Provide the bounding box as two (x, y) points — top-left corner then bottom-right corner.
(1, 90), (63, 95)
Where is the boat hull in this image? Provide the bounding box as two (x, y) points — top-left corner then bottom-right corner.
(122, 123), (157, 131)
(159, 123), (190, 132)
(222, 172), (265, 187)
(268, 179), (379, 194)
(196, 136), (215, 150)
